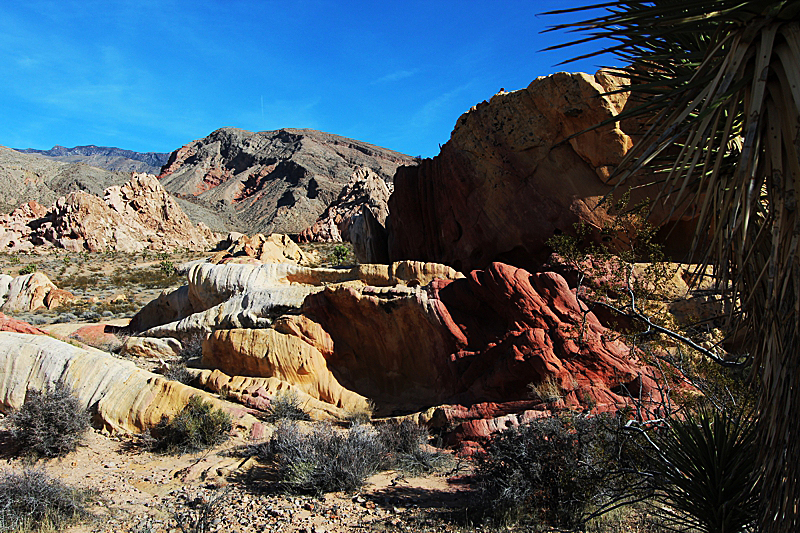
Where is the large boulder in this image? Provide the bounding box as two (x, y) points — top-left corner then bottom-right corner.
(384, 71), (692, 272)
(1, 272), (75, 312)
(202, 328), (370, 414)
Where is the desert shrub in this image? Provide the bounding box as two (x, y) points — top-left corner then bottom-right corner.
(150, 396), (232, 454)
(159, 259), (176, 276)
(172, 487), (230, 533)
(528, 377), (565, 404)
(652, 405), (758, 533)
(376, 419), (452, 474)
(177, 333), (206, 362)
(257, 420), (385, 494)
(473, 413), (628, 528)
(163, 363), (194, 385)
(8, 256), (20, 265)
(263, 390), (311, 423)
(329, 244), (349, 266)
(343, 401), (374, 426)
(9, 382), (90, 458)
(0, 468), (90, 532)
(18, 264), (35, 276)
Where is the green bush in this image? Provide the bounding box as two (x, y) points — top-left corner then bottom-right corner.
(652, 405), (758, 533)
(473, 413), (626, 528)
(9, 382), (90, 458)
(0, 468), (90, 532)
(263, 390), (311, 423)
(329, 244), (349, 266)
(159, 259), (176, 277)
(18, 264), (36, 276)
(150, 396), (232, 454)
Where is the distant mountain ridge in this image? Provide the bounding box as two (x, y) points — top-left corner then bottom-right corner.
(158, 127), (416, 235)
(15, 145), (170, 174)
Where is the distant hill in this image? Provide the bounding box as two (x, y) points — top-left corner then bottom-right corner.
(15, 145), (170, 174)
(158, 127), (416, 235)
(0, 145), (129, 213)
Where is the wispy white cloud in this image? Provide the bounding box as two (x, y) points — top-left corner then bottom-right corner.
(371, 69), (419, 85)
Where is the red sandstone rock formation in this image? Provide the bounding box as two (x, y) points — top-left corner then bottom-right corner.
(301, 262), (663, 445)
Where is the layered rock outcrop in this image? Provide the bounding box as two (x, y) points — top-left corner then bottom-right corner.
(123, 258), (660, 448)
(209, 233), (309, 265)
(0, 332), (264, 436)
(27, 173), (218, 252)
(302, 262), (660, 416)
(384, 71), (693, 272)
(157, 128), (415, 235)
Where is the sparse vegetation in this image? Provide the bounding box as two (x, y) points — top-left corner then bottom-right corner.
(254, 417), (451, 495)
(256, 420), (385, 494)
(473, 413), (632, 529)
(17, 264), (35, 275)
(375, 418), (452, 474)
(150, 396), (232, 455)
(0, 468), (91, 532)
(528, 376), (564, 404)
(263, 390), (311, 423)
(329, 244), (349, 266)
(9, 381), (90, 458)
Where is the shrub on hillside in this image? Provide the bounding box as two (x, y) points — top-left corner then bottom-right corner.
(9, 381), (90, 458)
(150, 396), (232, 454)
(0, 468), (90, 532)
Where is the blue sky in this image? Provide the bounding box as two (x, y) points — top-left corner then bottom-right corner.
(0, 1), (613, 158)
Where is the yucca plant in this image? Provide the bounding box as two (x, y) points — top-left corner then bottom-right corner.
(653, 406), (758, 533)
(545, 2), (800, 531)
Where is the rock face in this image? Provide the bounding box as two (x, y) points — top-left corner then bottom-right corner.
(29, 173), (217, 252)
(157, 128), (415, 235)
(15, 144), (170, 174)
(1, 272), (75, 312)
(298, 167), (391, 245)
(384, 71), (690, 272)
(0, 332), (263, 435)
(129, 260), (464, 337)
(302, 262), (659, 416)
(125, 258), (659, 448)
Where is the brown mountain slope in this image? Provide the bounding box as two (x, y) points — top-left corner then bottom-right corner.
(158, 127), (415, 235)
(0, 145), (129, 213)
